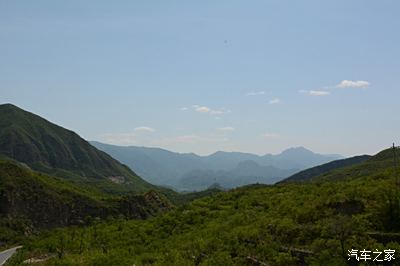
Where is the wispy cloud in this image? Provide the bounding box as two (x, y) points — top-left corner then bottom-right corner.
(309, 90), (330, 96)
(100, 126), (154, 145)
(299, 90), (330, 96)
(194, 106), (211, 113)
(269, 98), (281, 104)
(192, 105), (230, 116)
(336, 80), (370, 89)
(134, 126), (155, 132)
(217, 126), (235, 132)
(98, 133), (137, 145)
(300, 79), (369, 98)
(246, 91), (266, 96)
(179, 107), (188, 111)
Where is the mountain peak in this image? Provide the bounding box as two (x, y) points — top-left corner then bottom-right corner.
(0, 104), (154, 194)
(210, 151), (227, 156)
(280, 146), (314, 155)
(0, 103), (20, 111)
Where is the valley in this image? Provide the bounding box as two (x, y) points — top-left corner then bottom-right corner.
(2, 2), (399, 265)
(5, 148), (400, 265)
(0, 104), (399, 265)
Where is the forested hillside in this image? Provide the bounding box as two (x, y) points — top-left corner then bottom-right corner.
(0, 160), (173, 247)
(6, 148), (400, 265)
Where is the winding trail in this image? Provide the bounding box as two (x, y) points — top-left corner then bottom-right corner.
(0, 246), (22, 266)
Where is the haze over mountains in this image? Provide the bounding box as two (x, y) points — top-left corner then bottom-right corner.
(91, 141), (343, 191)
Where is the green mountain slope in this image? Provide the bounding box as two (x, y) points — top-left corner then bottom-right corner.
(0, 160), (172, 246)
(9, 147), (400, 265)
(0, 104), (153, 194)
(280, 155), (371, 183)
(297, 148), (398, 183)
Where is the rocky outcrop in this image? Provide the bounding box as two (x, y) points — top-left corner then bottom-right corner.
(117, 191), (173, 219)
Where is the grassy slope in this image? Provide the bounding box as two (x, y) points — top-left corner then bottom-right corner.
(280, 155), (371, 183)
(303, 148), (397, 183)
(7, 148), (400, 265)
(0, 104), (153, 194)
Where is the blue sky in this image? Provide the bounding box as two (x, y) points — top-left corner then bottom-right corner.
(1, 1), (399, 156)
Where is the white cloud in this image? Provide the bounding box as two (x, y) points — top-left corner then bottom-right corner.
(217, 126), (235, 132)
(337, 80), (370, 89)
(134, 126), (155, 132)
(269, 98), (281, 104)
(210, 110), (225, 115)
(300, 90), (330, 96)
(309, 90), (330, 96)
(98, 133), (137, 145)
(246, 91), (266, 96)
(194, 106), (211, 113)
(192, 105), (230, 116)
(299, 79), (369, 98)
(263, 133), (280, 139)
(179, 107), (188, 111)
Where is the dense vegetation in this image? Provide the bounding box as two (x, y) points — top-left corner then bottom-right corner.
(0, 160), (173, 248)
(1, 104), (399, 265)
(0, 159), (220, 249)
(5, 149), (400, 265)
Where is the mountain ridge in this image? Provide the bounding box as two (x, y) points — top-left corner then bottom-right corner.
(280, 155), (372, 183)
(91, 141), (343, 191)
(0, 104), (156, 194)
(280, 147), (398, 184)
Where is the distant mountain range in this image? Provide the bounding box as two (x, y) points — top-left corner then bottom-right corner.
(1, 102), (395, 260)
(91, 142), (343, 191)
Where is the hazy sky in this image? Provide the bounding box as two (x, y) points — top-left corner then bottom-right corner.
(1, 1), (399, 156)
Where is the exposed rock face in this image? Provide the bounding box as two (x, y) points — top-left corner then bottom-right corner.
(108, 176), (126, 184)
(118, 191), (173, 219)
